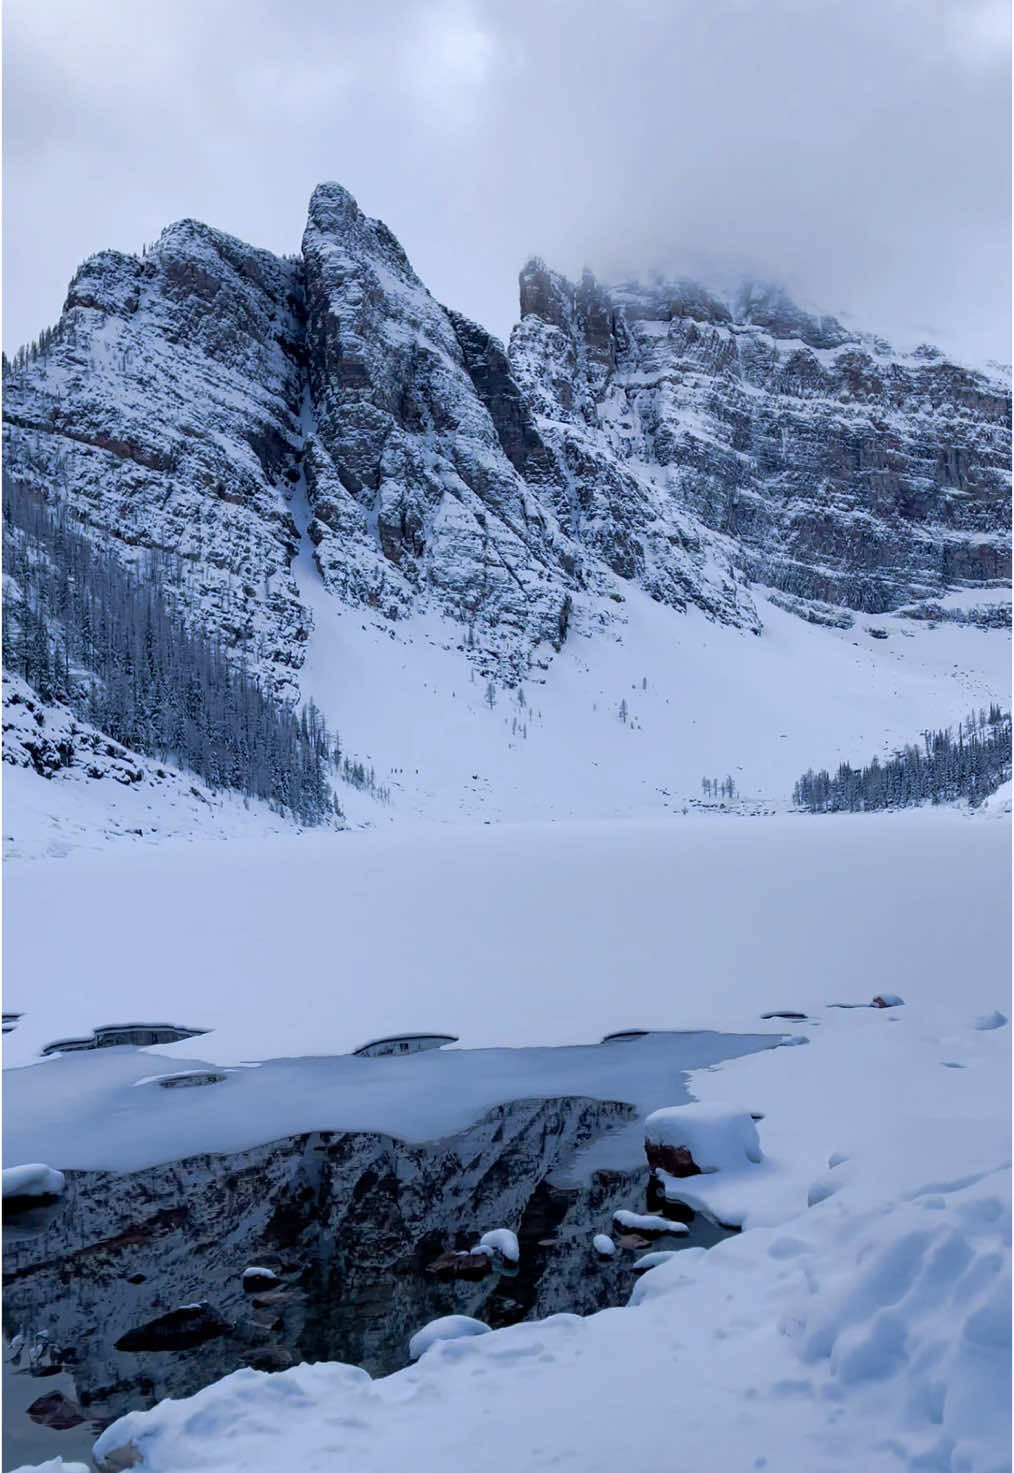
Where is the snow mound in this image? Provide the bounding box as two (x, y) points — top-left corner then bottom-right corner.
(592, 1234), (616, 1257)
(476, 1228), (520, 1263)
(409, 1315), (491, 1361)
(644, 1103), (763, 1172)
(2, 1163), (65, 1199)
(632, 1250), (680, 1273)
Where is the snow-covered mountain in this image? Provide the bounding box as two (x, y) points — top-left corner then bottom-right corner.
(2, 181), (1010, 1473)
(4, 183), (1009, 706)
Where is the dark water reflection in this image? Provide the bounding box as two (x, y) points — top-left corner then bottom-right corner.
(3, 1097), (739, 1469)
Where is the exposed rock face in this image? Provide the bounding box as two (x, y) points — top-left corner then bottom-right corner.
(3, 183), (1009, 706)
(3, 225), (309, 700)
(643, 1141), (702, 1179)
(509, 263), (1011, 615)
(509, 262), (757, 626)
(2, 1098), (650, 1428)
(300, 183), (586, 679)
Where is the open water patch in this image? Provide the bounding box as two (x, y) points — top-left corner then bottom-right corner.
(3, 1030), (779, 1462)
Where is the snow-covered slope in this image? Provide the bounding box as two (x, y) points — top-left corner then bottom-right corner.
(2, 674), (298, 860)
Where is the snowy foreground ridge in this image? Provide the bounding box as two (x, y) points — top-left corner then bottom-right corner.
(6, 809), (1008, 1473)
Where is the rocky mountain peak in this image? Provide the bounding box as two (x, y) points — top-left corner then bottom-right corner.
(3, 182), (1009, 714)
(305, 182), (422, 290)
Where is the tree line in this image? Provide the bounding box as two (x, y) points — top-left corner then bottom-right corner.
(2, 477), (341, 824)
(793, 707), (1011, 812)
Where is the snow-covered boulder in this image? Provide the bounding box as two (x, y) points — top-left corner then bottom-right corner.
(592, 1234), (616, 1257)
(613, 1209), (688, 1237)
(408, 1315), (490, 1361)
(475, 1228), (520, 1263)
(644, 1103), (763, 1178)
(241, 1266), (281, 1293)
(2, 1163), (66, 1203)
(871, 993), (904, 1008)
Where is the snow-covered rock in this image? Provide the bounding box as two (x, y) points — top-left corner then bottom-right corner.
(408, 1314), (491, 1360)
(644, 1102), (764, 1177)
(301, 183), (588, 681)
(476, 1227), (520, 1263)
(592, 1234), (616, 1257)
(241, 1267), (281, 1292)
(612, 1209), (688, 1236)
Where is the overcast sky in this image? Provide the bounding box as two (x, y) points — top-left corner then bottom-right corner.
(4, 0), (1010, 364)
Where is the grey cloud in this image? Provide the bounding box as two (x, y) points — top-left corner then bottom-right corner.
(4, 0), (1010, 364)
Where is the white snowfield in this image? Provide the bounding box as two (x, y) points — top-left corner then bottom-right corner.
(3, 584), (1009, 850)
(3, 808), (1008, 1072)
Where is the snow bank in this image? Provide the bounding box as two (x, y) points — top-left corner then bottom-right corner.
(408, 1315), (491, 1360)
(2, 1164), (65, 1199)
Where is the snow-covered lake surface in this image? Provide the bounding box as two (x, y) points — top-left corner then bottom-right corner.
(4, 808), (1008, 1069)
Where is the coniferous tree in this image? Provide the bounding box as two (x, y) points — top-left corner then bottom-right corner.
(2, 477), (341, 823)
(793, 711), (1011, 812)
